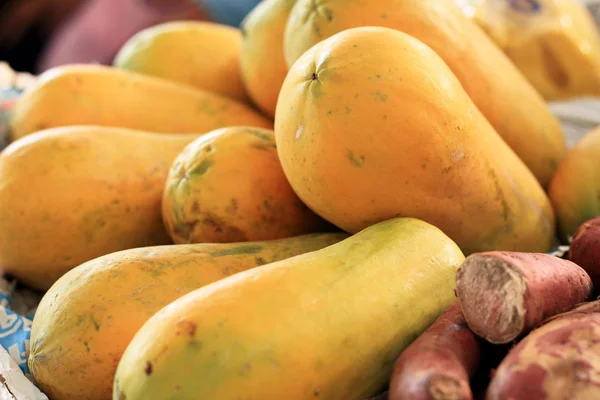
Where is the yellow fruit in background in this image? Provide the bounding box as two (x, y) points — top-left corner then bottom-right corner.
(29, 233), (345, 400)
(276, 27), (555, 255)
(549, 127), (600, 241)
(114, 21), (249, 103)
(114, 218), (464, 400)
(284, 0), (566, 187)
(458, 0), (600, 100)
(162, 126), (332, 244)
(240, 0), (297, 118)
(9, 64), (272, 141)
(0, 126), (200, 290)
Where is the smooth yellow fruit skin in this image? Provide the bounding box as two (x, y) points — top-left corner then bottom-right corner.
(163, 126), (332, 244)
(276, 27), (555, 255)
(114, 218), (464, 400)
(114, 21), (249, 103)
(29, 233), (345, 400)
(0, 126), (200, 290)
(9, 64), (272, 141)
(284, 0), (566, 187)
(240, 0), (297, 118)
(549, 127), (600, 241)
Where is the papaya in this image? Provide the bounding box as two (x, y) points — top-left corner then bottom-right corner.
(114, 217), (464, 400)
(163, 126), (331, 244)
(9, 64), (272, 141)
(275, 27), (555, 255)
(458, 0), (600, 100)
(284, 0), (566, 187)
(114, 21), (249, 103)
(549, 127), (600, 242)
(29, 233), (345, 400)
(0, 126), (200, 290)
(240, 0), (297, 118)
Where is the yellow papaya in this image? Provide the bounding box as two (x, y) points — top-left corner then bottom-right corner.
(284, 0), (566, 187)
(276, 27), (555, 255)
(549, 127), (600, 241)
(114, 217), (464, 400)
(9, 64), (272, 141)
(29, 233), (345, 400)
(114, 21), (249, 103)
(0, 126), (199, 290)
(163, 126), (332, 243)
(240, 0), (297, 118)
(458, 0), (600, 100)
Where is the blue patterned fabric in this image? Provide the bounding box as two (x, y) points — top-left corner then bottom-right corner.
(0, 285), (32, 375)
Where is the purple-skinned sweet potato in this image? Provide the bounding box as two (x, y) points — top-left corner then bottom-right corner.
(487, 299), (600, 400)
(570, 216), (600, 289)
(389, 303), (481, 400)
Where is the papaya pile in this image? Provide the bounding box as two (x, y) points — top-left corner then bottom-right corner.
(2, 0), (600, 399)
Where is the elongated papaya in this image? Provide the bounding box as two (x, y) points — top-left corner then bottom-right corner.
(163, 126), (331, 244)
(0, 126), (199, 290)
(276, 27), (555, 255)
(114, 217), (465, 400)
(29, 233), (345, 400)
(549, 127), (600, 241)
(9, 64), (271, 141)
(114, 21), (249, 103)
(284, 0), (566, 186)
(240, 0), (297, 118)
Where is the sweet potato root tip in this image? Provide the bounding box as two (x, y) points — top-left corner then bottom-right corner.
(455, 255), (526, 344)
(428, 375), (469, 400)
(389, 303), (479, 400)
(456, 252), (593, 344)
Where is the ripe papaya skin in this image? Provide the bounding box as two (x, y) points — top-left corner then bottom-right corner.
(275, 27), (555, 255)
(0, 126), (200, 290)
(114, 21), (249, 103)
(29, 233), (346, 400)
(113, 217), (464, 400)
(9, 64), (272, 141)
(163, 126), (332, 244)
(549, 127), (600, 242)
(284, 0), (566, 187)
(240, 0), (297, 118)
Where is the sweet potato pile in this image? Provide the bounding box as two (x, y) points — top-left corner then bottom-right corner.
(388, 216), (600, 400)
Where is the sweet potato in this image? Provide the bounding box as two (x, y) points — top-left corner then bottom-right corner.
(570, 216), (600, 289)
(389, 303), (481, 400)
(487, 299), (600, 400)
(456, 252), (593, 344)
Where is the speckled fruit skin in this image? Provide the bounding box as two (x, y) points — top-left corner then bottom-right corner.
(275, 26), (555, 255)
(29, 233), (346, 400)
(0, 126), (201, 290)
(114, 218), (464, 400)
(162, 126), (333, 244)
(284, 0), (566, 187)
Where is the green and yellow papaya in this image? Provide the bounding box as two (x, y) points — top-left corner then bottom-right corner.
(114, 217), (464, 400)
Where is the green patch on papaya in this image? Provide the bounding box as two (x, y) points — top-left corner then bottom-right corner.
(91, 316), (101, 331)
(248, 129), (274, 142)
(347, 150), (366, 168)
(210, 244), (263, 257)
(189, 158), (214, 176)
(488, 168), (512, 231)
